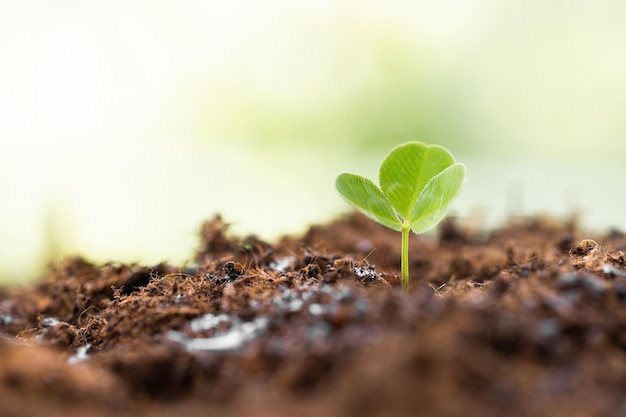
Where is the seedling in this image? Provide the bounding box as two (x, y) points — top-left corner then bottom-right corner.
(335, 142), (466, 292)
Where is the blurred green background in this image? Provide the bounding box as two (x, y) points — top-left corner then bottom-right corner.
(1, 0), (626, 283)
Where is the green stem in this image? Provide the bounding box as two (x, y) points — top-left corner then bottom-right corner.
(401, 224), (410, 292)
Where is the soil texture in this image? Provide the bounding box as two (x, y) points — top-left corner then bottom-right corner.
(1, 213), (626, 417)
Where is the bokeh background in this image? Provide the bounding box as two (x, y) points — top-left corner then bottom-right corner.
(2, 0), (626, 283)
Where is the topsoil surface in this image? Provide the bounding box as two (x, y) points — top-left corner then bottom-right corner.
(1, 213), (626, 417)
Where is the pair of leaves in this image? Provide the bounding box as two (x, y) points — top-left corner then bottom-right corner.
(335, 142), (466, 234)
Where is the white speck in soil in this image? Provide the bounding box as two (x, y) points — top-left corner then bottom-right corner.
(269, 256), (296, 273)
(189, 313), (231, 333)
(332, 287), (354, 301)
(601, 263), (626, 277)
(288, 299), (303, 312)
(174, 294), (189, 304)
(272, 286), (305, 313)
(168, 316), (270, 352)
(39, 317), (60, 327)
(0, 314), (14, 325)
(68, 344), (91, 365)
(557, 272), (608, 298)
(308, 303), (324, 316)
(353, 265), (384, 284)
(306, 321), (332, 341)
(355, 299), (369, 315)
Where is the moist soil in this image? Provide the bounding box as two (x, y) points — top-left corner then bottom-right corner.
(1, 213), (626, 417)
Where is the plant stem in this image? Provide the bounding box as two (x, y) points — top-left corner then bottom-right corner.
(401, 224), (410, 292)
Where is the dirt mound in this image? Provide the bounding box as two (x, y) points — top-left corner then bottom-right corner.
(1, 213), (626, 417)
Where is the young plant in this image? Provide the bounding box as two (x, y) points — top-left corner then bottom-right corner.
(335, 142), (466, 292)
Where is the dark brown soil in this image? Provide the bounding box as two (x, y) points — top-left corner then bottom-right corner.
(1, 213), (626, 417)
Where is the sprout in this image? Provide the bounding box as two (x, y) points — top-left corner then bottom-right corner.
(335, 142), (466, 292)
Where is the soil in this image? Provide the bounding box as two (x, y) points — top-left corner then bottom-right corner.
(1, 212), (626, 417)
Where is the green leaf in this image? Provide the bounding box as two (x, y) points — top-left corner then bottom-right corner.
(379, 142), (455, 220)
(409, 163), (466, 234)
(335, 173), (402, 231)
